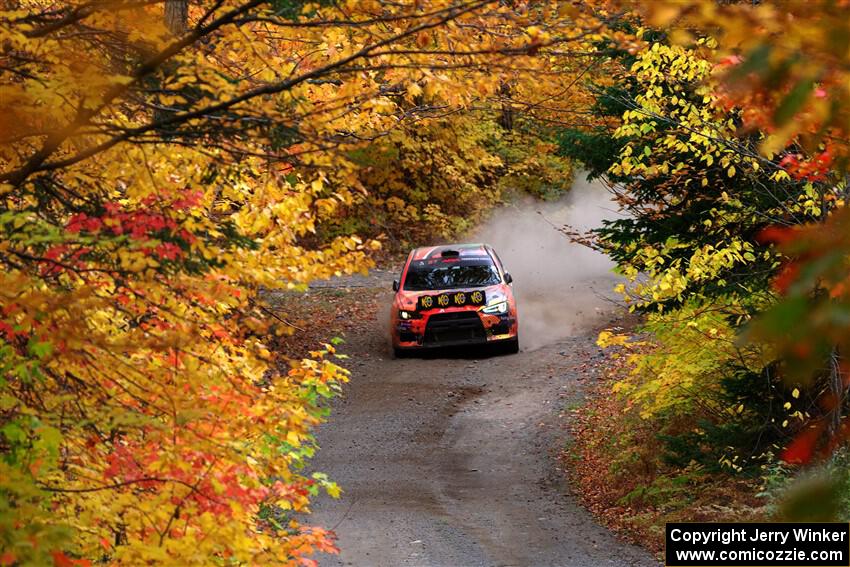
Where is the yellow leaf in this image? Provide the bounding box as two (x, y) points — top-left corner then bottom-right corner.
(287, 430), (301, 447)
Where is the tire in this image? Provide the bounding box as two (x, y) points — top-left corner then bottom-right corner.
(498, 336), (519, 355)
(393, 346), (409, 359)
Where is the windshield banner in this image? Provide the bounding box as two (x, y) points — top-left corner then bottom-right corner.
(417, 290), (486, 311)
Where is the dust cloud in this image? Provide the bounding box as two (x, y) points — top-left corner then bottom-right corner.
(472, 175), (624, 350)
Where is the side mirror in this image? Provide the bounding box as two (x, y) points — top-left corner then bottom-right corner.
(504, 272), (513, 284)
(392, 279), (399, 291)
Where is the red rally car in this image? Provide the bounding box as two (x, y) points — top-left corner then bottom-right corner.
(391, 243), (519, 356)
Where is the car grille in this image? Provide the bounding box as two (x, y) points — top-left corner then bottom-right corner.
(424, 312), (485, 345)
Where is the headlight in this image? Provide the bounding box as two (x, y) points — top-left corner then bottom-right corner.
(481, 301), (508, 314)
(399, 310), (419, 320)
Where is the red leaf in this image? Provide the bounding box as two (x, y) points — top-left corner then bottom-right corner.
(757, 225), (797, 246)
(52, 551), (74, 567)
(782, 423), (825, 465)
(772, 262), (800, 294)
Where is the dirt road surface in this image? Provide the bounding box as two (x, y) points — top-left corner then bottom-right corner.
(303, 182), (660, 567)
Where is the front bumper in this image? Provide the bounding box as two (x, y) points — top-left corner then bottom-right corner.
(393, 309), (517, 349)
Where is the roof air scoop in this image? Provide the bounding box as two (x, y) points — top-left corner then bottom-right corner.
(440, 249), (460, 258)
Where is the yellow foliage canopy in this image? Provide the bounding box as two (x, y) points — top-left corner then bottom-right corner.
(0, 1), (615, 564)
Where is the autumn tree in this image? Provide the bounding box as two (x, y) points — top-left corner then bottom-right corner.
(627, 0), (850, 462)
(0, 1), (615, 564)
(564, 38), (829, 313)
(567, 36), (839, 474)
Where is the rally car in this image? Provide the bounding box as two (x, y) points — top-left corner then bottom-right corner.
(390, 243), (519, 356)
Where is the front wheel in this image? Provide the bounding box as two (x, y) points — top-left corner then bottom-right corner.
(497, 336), (519, 355)
(393, 346), (410, 359)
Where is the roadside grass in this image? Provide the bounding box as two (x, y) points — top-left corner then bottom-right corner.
(564, 351), (765, 555)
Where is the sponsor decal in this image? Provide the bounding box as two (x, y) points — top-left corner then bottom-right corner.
(418, 290), (486, 310)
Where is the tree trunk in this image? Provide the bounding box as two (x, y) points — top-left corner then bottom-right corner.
(828, 346), (844, 436)
(498, 82), (514, 131)
(155, 0), (188, 133)
(165, 0), (188, 35)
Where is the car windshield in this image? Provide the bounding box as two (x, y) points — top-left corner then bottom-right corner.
(403, 258), (501, 291)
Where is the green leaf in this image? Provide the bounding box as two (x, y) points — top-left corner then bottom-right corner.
(28, 341), (53, 359)
(2, 422), (26, 444)
(727, 44), (772, 82)
(773, 78), (816, 126)
(754, 295), (809, 341)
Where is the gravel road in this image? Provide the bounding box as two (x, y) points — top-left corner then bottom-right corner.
(303, 283), (658, 567)
(303, 182), (660, 566)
